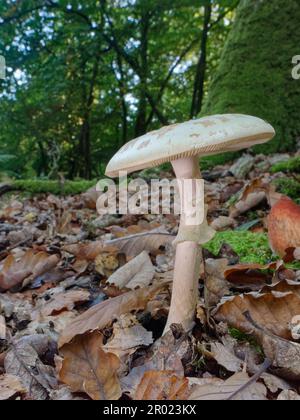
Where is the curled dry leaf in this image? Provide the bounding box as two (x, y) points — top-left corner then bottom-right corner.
(134, 371), (189, 401)
(105, 229), (174, 258)
(211, 216), (236, 232)
(214, 290), (300, 340)
(268, 196), (300, 257)
(59, 284), (164, 347)
(230, 178), (267, 218)
(107, 251), (155, 290)
(0, 374), (26, 400)
(59, 332), (121, 400)
(224, 262), (278, 290)
(189, 371), (267, 401)
(0, 250), (59, 291)
(104, 314), (153, 360)
(32, 289), (90, 319)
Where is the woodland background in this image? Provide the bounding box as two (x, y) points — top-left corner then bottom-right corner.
(1, 0), (299, 182)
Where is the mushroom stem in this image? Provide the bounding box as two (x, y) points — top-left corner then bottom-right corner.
(164, 157), (212, 333)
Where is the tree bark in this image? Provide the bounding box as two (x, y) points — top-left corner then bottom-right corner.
(190, 1), (212, 118)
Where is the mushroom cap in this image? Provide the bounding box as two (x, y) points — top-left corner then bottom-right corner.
(105, 114), (275, 177)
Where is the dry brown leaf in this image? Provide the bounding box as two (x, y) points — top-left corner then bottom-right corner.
(204, 258), (229, 308)
(230, 178), (267, 218)
(0, 250), (59, 291)
(4, 335), (57, 400)
(210, 342), (243, 373)
(121, 328), (191, 397)
(64, 242), (118, 261)
(134, 371), (189, 401)
(59, 332), (121, 400)
(104, 314), (153, 360)
(224, 262), (277, 290)
(211, 216), (235, 231)
(105, 229), (174, 258)
(0, 374), (26, 400)
(214, 290), (300, 340)
(107, 251), (155, 289)
(277, 390), (300, 400)
(189, 371), (267, 400)
(32, 289), (90, 319)
(59, 284), (164, 347)
(261, 373), (291, 394)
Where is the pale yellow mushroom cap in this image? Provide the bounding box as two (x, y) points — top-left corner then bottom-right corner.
(105, 114), (275, 177)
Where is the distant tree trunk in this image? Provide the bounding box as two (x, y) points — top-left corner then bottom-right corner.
(135, 10), (150, 137)
(190, 1), (212, 118)
(78, 55), (100, 179)
(203, 0), (300, 153)
(115, 55), (128, 146)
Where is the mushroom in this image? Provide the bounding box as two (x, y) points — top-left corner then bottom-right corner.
(105, 114), (275, 333)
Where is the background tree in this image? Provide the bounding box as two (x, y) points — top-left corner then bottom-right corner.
(202, 0), (300, 153)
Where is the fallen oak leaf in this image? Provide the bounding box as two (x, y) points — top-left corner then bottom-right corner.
(58, 284), (165, 347)
(107, 251), (155, 290)
(224, 262), (278, 291)
(59, 332), (121, 400)
(134, 371), (189, 401)
(214, 290), (300, 340)
(105, 229), (174, 258)
(0, 374), (26, 400)
(63, 242), (118, 261)
(0, 250), (59, 291)
(32, 289), (90, 319)
(188, 370), (267, 401)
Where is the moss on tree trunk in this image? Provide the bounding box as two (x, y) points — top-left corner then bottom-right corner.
(202, 0), (300, 153)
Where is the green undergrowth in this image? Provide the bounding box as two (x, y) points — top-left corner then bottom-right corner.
(204, 230), (272, 264)
(12, 180), (96, 196)
(271, 156), (300, 174)
(273, 177), (300, 200)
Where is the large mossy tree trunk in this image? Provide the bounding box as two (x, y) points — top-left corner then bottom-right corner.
(202, 0), (300, 153)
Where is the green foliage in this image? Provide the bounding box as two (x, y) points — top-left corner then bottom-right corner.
(204, 230), (272, 264)
(273, 177), (300, 200)
(13, 180), (96, 196)
(202, 0), (300, 153)
(271, 157), (300, 174)
(0, 0), (237, 179)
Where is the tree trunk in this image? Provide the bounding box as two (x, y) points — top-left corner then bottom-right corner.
(190, 1), (211, 118)
(203, 0), (300, 153)
(135, 10), (150, 137)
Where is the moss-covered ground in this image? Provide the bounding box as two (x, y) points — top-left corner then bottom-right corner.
(204, 230), (272, 264)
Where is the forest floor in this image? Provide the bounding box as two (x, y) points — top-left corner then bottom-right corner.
(1, 152), (300, 401)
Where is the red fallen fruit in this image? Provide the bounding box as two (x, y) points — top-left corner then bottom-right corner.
(268, 196), (300, 257)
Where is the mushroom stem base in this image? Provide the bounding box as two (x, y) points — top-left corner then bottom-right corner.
(164, 241), (202, 333)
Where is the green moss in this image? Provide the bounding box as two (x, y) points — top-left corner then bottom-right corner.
(204, 230), (272, 264)
(13, 180), (96, 196)
(229, 328), (264, 356)
(273, 177), (300, 200)
(202, 0), (300, 153)
(271, 157), (300, 174)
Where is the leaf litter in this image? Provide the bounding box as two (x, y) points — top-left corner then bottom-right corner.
(1, 154), (300, 400)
